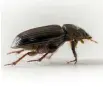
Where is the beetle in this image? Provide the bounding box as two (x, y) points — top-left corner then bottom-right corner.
(5, 24), (97, 66)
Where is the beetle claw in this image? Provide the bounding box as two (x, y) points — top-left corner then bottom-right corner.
(4, 62), (17, 66)
(67, 59), (77, 64)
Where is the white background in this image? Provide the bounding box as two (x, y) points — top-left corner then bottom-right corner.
(1, 0), (103, 87)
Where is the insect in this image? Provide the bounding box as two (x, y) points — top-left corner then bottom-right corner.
(5, 24), (97, 66)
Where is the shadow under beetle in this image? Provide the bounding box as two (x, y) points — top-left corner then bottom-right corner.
(5, 24), (97, 66)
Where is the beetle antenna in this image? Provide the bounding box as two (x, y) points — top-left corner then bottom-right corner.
(90, 39), (98, 43)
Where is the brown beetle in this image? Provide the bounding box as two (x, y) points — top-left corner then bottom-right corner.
(5, 24), (97, 66)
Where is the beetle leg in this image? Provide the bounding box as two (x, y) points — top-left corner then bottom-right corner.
(27, 52), (49, 62)
(7, 49), (24, 55)
(5, 52), (29, 66)
(5, 51), (37, 66)
(67, 40), (78, 64)
(46, 53), (54, 59)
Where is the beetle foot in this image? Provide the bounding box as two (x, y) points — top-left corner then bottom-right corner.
(4, 62), (17, 66)
(67, 59), (77, 64)
(27, 59), (42, 62)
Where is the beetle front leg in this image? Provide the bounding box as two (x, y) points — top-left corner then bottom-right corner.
(67, 40), (78, 64)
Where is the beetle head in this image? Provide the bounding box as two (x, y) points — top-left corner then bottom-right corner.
(62, 24), (97, 43)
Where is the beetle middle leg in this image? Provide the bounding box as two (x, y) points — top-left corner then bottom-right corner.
(67, 40), (78, 64)
(27, 52), (49, 62)
(4, 51), (37, 66)
(46, 53), (54, 59)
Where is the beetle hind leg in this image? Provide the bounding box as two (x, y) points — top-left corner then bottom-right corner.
(5, 52), (29, 66)
(7, 49), (24, 55)
(4, 51), (37, 66)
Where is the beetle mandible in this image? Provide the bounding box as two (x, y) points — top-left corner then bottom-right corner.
(5, 24), (97, 66)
